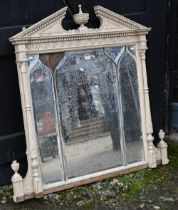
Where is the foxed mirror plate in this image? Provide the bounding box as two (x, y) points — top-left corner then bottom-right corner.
(28, 46), (144, 185)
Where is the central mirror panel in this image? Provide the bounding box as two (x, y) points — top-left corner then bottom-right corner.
(28, 46), (143, 185)
(55, 49), (123, 178)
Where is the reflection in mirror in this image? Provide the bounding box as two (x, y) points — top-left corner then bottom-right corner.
(119, 47), (143, 163)
(28, 55), (63, 184)
(105, 46), (143, 164)
(55, 49), (123, 178)
(28, 46), (144, 184)
(128, 45), (136, 56)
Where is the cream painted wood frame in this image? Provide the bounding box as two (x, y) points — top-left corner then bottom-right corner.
(9, 5), (169, 202)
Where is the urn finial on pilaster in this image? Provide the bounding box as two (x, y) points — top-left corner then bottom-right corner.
(11, 160), (19, 175)
(73, 4), (89, 31)
(158, 129), (165, 140)
(11, 160), (24, 202)
(158, 129), (169, 165)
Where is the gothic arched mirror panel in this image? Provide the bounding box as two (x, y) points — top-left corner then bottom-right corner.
(28, 55), (64, 184)
(118, 47), (143, 163)
(55, 49), (123, 179)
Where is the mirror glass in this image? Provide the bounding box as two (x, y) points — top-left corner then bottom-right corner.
(28, 46), (143, 184)
(119, 48), (143, 163)
(28, 55), (63, 184)
(55, 49), (123, 178)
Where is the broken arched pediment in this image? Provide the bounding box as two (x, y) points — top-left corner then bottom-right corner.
(10, 5), (150, 42)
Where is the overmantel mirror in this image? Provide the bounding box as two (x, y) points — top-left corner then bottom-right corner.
(10, 5), (169, 202)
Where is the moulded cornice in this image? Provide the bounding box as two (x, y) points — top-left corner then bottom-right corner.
(10, 30), (149, 46)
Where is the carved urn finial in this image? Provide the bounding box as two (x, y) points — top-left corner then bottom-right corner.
(11, 160), (20, 175)
(11, 160), (24, 202)
(73, 4), (89, 31)
(158, 129), (165, 140)
(11, 160), (23, 181)
(158, 129), (169, 165)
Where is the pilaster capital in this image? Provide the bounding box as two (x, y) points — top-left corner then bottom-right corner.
(16, 60), (28, 72)
(138, 48), (146, 60)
